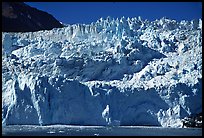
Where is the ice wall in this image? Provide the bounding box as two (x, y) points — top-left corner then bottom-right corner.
(2, 17), (202, 127)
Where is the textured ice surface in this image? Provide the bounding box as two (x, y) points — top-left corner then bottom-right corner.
(2, 17), (202, 127)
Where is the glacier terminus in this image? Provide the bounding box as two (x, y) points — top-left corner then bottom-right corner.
(2, 16), (202, 128)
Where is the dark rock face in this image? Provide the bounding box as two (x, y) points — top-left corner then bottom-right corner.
(182, 112), (202, 128)
(2, 2), (63, 32)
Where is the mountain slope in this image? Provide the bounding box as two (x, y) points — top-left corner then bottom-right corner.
(2, 2), (63, 32)
(2, 16), (202, 127)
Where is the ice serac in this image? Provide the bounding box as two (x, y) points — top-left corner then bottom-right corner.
(2, 17), (202, 127)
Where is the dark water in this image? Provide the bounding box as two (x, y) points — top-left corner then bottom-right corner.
(2, 125), (202, 136)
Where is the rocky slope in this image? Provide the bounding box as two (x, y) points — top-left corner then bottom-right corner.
(2, 2), (63, 32)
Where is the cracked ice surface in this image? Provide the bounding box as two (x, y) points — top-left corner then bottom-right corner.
(2, 17), (202, 127)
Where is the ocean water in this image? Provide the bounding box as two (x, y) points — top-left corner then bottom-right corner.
(2, 125), (202, 136)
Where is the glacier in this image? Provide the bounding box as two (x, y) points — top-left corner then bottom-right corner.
(2, 17), (202, 127)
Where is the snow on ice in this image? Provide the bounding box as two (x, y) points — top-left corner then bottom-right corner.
(2, 17), (202, 128)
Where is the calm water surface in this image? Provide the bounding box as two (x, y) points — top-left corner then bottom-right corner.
(2, 125), (202, 136)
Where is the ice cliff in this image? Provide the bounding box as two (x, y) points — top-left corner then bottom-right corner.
(2, 17), (202, 127)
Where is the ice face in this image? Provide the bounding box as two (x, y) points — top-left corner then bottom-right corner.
(2, 17), (202, 127)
